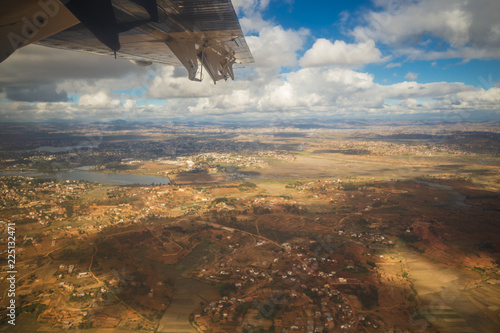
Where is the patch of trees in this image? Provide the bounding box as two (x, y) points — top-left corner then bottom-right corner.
(217, 282), (237, 297)
(399, 233), (421, 243)
(353, 260), (369, 274)
(61, 203), (74, 217)
(341, 183), (359, 191)
(212, 197), (229, 204)
(408, 244), (425, 253)
(15, 217), (37, 225)
(283, 204), (302, 214)
(98, 194), (141, 206)
(355, 285), (378, 309)
(78, 321), (93, 329)
(235, 302), (254, 316)
(18, 303), (48, 316)
(366, 260), (376, 268)
(239, 182), (257, 188)
(253, 206), (271, 214)
(478, 241), (496, 253)
(57, 247), (92, 260)
(34, 161), (56, 173)
(103, 162), (140, 171)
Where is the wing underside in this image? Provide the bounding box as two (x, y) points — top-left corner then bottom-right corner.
(32, 0), (254, 83)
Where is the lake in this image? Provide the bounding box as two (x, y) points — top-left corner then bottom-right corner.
(0, 167), (171, 186)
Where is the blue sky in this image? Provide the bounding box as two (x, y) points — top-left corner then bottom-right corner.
(0, 0), (499, 122)
(257, 0), (500, 87)
(264, 0), (367, 39)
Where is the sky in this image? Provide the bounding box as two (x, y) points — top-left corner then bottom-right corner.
(0, 0), (499, 123)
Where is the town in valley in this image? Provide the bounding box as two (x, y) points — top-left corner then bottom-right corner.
(0, 120), (499, 333)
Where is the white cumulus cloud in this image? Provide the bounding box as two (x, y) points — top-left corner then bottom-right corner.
(405, 72), (419, 81)
(79, 91), (121, 109)
(300, 39), (389, 68)
(351, 0), (500, 60)
(247, 25), (309, 69)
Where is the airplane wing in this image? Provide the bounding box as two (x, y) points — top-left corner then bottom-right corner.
(0, 0), (254, 83)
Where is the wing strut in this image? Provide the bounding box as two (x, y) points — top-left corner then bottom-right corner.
(165, 38), (201, 82)
(165, 38), (236, 84)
